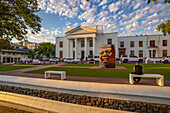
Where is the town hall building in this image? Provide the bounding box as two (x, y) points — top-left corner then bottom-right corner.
(55, 25), (170, 59)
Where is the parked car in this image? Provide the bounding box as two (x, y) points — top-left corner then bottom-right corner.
(21, 58), (33, 63)
(162, 56), (170, 63)
(87, 55), (99, 62)
(32, 59), (41, 64)
(146, 57), (161, 63)
(120, 55), (143, 63)
(42, 57), (49, 61)
(61, 58), (66, 62)
(49, 58), (59, 62)
(64, 58), (79, 63)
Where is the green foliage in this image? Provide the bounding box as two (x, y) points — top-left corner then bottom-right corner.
(0, 0), (41, 41)
(28, 49), (35, 59)
(156, 19), (170, 36)
(147, 0), (170, 4)
(28, 42), (55, 59)
(0, 38), (11, 50)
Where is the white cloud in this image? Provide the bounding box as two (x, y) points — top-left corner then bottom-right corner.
(133, 3), (141, 10)
(98, 0), (108, 6)
(108, 3), (119, 13)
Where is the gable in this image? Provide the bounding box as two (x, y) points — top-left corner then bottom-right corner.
(65, 26), (97, 35)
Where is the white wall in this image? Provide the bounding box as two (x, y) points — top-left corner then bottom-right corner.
(118, 35), (170, 58)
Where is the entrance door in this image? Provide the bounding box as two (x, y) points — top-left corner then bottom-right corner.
(59, 51), (63, 58)
(81, 51), (84, 59)
(162, 50), (167, 57)
(149, 50), (151, 57)
(73, 51), (75, 59)
(119, 48), (126, 57)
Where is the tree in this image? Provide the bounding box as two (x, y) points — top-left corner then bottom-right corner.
(147, 0), (170, 4)
(0, 38), (11, 50)
(156, 19), (170, 36)
(28, 42), (55, 59)
(0, 0), (41, 41)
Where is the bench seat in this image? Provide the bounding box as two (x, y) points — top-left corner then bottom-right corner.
(129, 74), (164, 86)
(45, 71), (66, 80)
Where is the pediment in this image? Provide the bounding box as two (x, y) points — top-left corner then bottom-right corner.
(65, 26), (97, 35)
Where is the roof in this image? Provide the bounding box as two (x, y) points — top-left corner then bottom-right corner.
(65, 26), (97, 34)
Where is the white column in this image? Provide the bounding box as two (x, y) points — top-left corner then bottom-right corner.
(84, 37), (87, 58)
(67, 39), (70, 58)
(151, 50), (153, 57)
(93, 37), (96, 56)
(75, 38), (77, 60)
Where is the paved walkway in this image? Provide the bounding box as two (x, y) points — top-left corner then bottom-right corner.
(0, 63), (170, 86)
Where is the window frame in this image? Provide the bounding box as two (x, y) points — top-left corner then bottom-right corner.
(120, 41), (124, 47)
(59, 41), (63, 48)
(130, 41), (134, 47)
(107, 39), (112, 45)
(139, 41), (143, 47)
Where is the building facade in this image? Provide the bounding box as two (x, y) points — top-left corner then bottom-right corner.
(14, 40), (39, 50)
(0, 44), (29, 63)
(56, 25), (170, 59)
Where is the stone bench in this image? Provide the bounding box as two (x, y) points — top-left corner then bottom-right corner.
(45, 71), (66, 80)
(129, 74), (164, 86)
(3, 63), (14, 66)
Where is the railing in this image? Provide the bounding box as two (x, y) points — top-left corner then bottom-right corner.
(147, 46), (158, 48)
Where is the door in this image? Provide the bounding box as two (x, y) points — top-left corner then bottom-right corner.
(119, 48), (126, 58)
(81, 51), (84, 59)
(59, 51), (63, 58)
(162, 50), (167, 57)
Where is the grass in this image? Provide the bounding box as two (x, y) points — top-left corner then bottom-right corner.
(16, 63), (57, 66)
(0, 65), (35, 71)
(61, 63), (99, 67)
(25, 64), (170, 80)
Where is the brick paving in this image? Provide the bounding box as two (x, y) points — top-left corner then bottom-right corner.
(0, 104), (31, 113)
(0, 63), (170, 86)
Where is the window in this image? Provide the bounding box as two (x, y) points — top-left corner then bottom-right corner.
(139, 41), (143, 47)
(130, 50), (134, 56)
(81, 41), (84, 47)
(107, 39), (112, 45)
(150, 40), (155, 47)
(120, 41), (124, 47)
(162, 50), (167, 57)
(130, 41), (134, 47)
(59, 42), (63, 48)
(89, 40), (93, 47)
(139, 50), (143, 57)
(89, 50), (93, 55)
(73, 41), (75, 48)
(163, 40), (167, 46)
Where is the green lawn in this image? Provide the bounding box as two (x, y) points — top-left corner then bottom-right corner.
(0, 66), (35, 71)
(61, 63), (99, 67)
(25, 64), (170, 80)
(16, 63), (57, 66)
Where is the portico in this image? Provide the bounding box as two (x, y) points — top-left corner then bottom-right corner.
(66, 36), (96, 59)
(65, 26), (97, 59)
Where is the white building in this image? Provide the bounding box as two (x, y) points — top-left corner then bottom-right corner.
(56, 25), (170, 59)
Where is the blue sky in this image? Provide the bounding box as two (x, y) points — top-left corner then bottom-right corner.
(13, 0), (170, 43)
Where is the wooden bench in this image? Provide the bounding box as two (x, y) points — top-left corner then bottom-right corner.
(45, 71), (66, 80)
(129, 74), (164, 86)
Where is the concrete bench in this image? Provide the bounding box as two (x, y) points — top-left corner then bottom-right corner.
(3, 63), (14, 66)
(129, 74), (164, 86)
(45, 71), (66, 80)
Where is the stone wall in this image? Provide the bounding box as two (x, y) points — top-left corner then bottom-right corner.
(0, 85), (169, 113)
